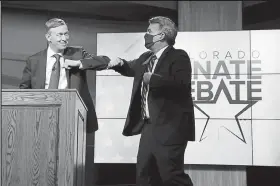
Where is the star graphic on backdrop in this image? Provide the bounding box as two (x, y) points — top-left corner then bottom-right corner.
(123, 138), (134, 148)
(195, 79), (259, 144)
(94, 155), (105, 162)
(105, 102), (115, 115)
(103, 137), (113, 147)
(112, 153), (124, 162)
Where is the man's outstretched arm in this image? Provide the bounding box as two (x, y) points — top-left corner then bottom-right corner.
(80, 48), (110, 70)
(63, 47), (110, 71)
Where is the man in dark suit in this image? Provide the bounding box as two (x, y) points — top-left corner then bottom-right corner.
(107, 16), (195, 186)
(19, 18), (110, 133)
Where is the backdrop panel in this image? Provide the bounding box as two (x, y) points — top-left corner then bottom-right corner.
(95, 30), (279, 166)
(96, 76), (133, 119)
(252, 119), (280, 166)
(250, 30), (280, 74)
(250, 74), (280, 120)
(94, 119), (140, 163)
(251, 74), (280, 166)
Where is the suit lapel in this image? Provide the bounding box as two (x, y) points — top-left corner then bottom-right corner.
(63, 48), (72, 88)
(133, 47), (172, 92)
(153, 46), (173, 73)
(142, 52), (154, 66)
(140, 46), (173, 73)
(140, 53), (153, 74)
(37, 49), (47, 89)
(130, 52), (153, 96)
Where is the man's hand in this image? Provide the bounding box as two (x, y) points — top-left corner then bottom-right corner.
(143, 72), (153, 84)
(107, 57), (124, 68)
(63, 59), (83, 69)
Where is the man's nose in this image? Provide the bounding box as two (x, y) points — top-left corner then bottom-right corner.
(61, 35), (66, 40)
(61, 34), (69, 41)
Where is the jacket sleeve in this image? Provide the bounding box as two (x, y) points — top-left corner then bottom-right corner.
(80, 47), (110, 71)
(149, 53), (192, 89)
(110, 51), (152, 77)
(19, 58), (32, 89)
(110, 58), (138, 77)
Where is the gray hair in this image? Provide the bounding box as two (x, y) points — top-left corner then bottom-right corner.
(45, 18), (67, 33)
(149, 16), (177, 46)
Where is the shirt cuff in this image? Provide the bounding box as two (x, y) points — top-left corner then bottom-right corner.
(79, 60), (83, 69)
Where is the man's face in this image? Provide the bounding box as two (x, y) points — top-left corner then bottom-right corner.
(144, 23), (165, 50)
(46, 25), (69, 51)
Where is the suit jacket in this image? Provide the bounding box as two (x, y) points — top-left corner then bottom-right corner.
(19, 46), (110, 133)
(112, 46), (195, 145)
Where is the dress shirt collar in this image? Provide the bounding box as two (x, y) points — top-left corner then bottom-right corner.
(154, 45), (168, 59)
(47, 46), (63, 58)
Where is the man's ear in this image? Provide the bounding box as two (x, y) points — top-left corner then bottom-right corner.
(45, 32), (51, 42)
(160, 32), (166, 41)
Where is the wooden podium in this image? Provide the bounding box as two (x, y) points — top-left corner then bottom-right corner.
(1, 89), (87, 186)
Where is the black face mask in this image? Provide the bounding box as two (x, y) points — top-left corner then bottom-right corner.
(144, 33), (162, 49)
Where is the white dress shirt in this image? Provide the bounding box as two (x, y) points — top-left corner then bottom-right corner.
(45, 47), (68, 89)
(142, 45), (168, 118)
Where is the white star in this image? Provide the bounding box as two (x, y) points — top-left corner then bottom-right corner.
(112, 153), (124, 163)
(97, 121), (105, 130)
(103, 137), (113, 147)
(105, 102), (115, 115)
(131, 157), (137, 163)
(116, 84), (125, 95)
(123, 138), (134, 147)
(94, 154), (105, 162)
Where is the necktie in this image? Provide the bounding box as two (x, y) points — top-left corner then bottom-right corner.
(48, 54), (61, 89)
(141, 55), (157, 119)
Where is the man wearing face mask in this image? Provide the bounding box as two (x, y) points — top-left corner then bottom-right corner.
(107, 16), (195, 186)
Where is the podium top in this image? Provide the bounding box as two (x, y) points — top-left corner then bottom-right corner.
(2, 89), (88, 111)
(2, 89), (78, 92)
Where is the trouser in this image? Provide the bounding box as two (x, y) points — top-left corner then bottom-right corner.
(136, 119), (193, 186)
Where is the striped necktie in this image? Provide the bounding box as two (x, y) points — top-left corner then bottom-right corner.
(141, 54), (157, 119)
